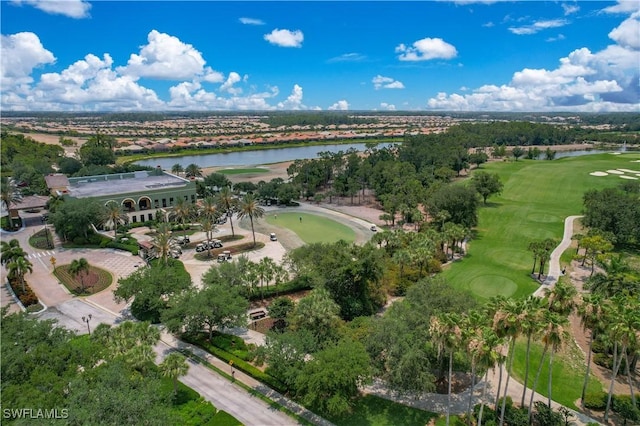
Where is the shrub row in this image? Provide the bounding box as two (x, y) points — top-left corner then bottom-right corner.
(247, 276), (313, 302)
(7, 277), (38, 307)
(182, 332), (287, 394)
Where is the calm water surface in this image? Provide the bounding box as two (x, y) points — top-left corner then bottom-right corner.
(134, 144), (630, 169)
(134, 143), (394, 169)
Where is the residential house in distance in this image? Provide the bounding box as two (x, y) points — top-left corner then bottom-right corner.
(44, 167), (197, 224)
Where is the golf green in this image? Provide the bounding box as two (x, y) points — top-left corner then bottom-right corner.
(265, 212), (356, 244)
(444, 152), (640, 301)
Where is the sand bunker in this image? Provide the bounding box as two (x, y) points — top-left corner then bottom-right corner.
(632, 160), (640, 163)
(617, 169), (640, 173)
(606, 169), (624, 174)
(590, 172), (608, 177)
(619, 175), (638, 180)
(610, 152), (621, 155)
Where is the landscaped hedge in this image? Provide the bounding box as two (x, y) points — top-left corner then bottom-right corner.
(182, 332), (287, 394)
(583, 390), (607, 410)
(247, 276), (313, 301)
(6, 277), (38, 307)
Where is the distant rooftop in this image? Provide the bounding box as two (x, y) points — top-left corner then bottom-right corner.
(66, 170), (190, 198)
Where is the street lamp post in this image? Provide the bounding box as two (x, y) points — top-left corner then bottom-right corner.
(82, 314), (92, 335)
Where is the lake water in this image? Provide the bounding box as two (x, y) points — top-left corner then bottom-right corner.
(134, 144), (630, 169)
(134, 142), (393, 169)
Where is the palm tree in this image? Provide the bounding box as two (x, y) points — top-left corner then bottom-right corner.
(7, 256), (33, 293)
(544, 279), (578, 317)
(160, 352), (189, 396)
(1, 239), (27, 266)
(1, 177), (23, 229)
(462, 310), (491, 425)
(217, 186), (237, 236)
(171, 197), (193, 239)
(528, 241), (541, 275)
(200, 217), (215, 258)
(476, 328), (504, 426)
(519, 296), (546, 408)
(171, 163), (184, 176)
(492, 298), (522, 426)
(102, 201), (129, 238)
(184, 163), (202, 179)
(256, 257), (278, 299)
(603, 295), (640, 423)
(151, 223), (177, 265)
(577, 293), (604, 410)
(528, 310), (568, 418)
(392, 249), (412, 280)
(430, 312), (462, 426)
(199, 196), (218, 221)
(69, 258), (90, 293)
(237, 193), (264, 247)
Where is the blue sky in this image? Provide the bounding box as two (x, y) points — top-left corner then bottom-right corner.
(1, 1), (638, 112)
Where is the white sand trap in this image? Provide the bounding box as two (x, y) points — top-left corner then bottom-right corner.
(590, 171), (608, 176)
(618, 169), (640, 173)
(620, 175), (638, 180)
(610, 152), (621, 155)
(632, 160), (640, 163)
(606, 169), (624, 174)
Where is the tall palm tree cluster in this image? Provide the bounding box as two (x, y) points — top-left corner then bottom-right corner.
(429, 278), (638, 426)
(1, 177), (23, 230)
(0, 239), (34, 301)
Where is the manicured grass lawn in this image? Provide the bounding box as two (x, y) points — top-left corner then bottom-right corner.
(328, 395), (438, 426)
(28, 228), (54, 250)
(265, 212), (356, 244)
(217, 167), (269, 175)
(510, 338), (604, 410)
(443, 153), (640, 301)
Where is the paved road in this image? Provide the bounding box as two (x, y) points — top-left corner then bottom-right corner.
(0, 221), (310, 426)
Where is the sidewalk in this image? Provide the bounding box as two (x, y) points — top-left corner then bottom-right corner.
(159, 330), (334, 426)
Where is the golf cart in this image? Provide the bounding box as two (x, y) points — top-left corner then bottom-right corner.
(270, 233), (277, 241)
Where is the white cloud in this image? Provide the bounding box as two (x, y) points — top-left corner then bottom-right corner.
(327, 53), (366, 63)
(372, 75), (405, 90)
(220, 72), (243, 94)
(328, 100), (349, 110)
(608, 12), (640, 49)
(239, 17), (265, 25)
(1, 32), (55, 89)
(168, 83), (279, 111)
(10, 0), (91, 18)
(118, 30), (212, 80)
(380, 102), (396, 111)
(483, 22), (495, 28)
(427, 17), (639, 113)
(31, 53), (164, 111)
(509, 19), (568, 35)
(562, 3), (580, 16)
(546, 34), (566, 42)
(396, 38), (458, 61)
(277, 84), (306, 110)
(264, 29), (304, 48)
(602, 1), (640, 14)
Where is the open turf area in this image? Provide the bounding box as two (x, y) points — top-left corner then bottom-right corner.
(265, 212), (356, 244)
(443, 152), (640, 301)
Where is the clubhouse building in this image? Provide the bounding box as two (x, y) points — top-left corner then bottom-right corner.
(45, 168), (197, 224)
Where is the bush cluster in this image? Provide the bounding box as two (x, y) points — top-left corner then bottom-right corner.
(7, 277), (38, 307)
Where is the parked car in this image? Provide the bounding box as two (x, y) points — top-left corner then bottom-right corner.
(270, 233), (277, 241)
